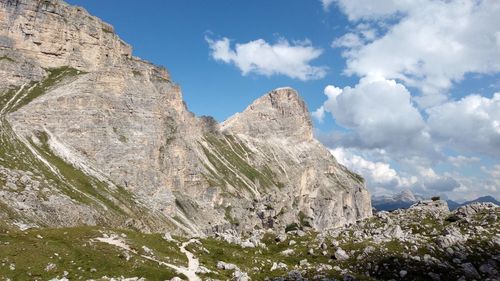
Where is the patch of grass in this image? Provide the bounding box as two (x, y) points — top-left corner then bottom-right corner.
(0, 226), (179, 280)
(285, 223), (300, 232)
(298, 211), (312, 228)
(202, 134), (283, 194)
(0, 56), (15, 62)
(30, 131), (126, 215)
(102, 28), (113, 34)
(224, 205), (239, 226)
(0, 66), (156, 229)
(10, 67), (82, 113)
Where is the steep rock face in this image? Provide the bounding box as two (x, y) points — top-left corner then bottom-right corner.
(221, 87), (313, 141)
(0, 0), (132, 73)
(0, 0), (371, 235)
(218, 88), (372, 230)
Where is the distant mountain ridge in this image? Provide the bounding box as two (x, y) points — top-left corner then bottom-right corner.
(447, 196), (500, 210)
(373, 189), (499, 211)
(372, 189), (422, 211)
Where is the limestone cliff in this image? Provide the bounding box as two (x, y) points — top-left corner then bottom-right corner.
(0, 0), (371, 235)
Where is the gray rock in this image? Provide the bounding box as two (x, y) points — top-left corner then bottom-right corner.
(217, 261), (238, 270)
(233, 269), (250, 281)
(275, 233), (287, 242)
(383, 225), (405, 239)
(460, 262), (481, 279)
(299, 259), (309, 267)
(270, 262), (288, 271)
(335, 248), (349, 261)
(479, 262), (498, 276)
(240, 240), (255, 248)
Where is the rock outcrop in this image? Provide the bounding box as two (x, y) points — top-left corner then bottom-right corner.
(0, 0), (371, 235)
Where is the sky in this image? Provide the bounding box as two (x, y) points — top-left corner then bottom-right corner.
(66, 0), (500, 202)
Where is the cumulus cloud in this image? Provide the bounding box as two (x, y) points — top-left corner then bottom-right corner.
(206, 36), (326, 81)
(314, 78), (435, 157)
(329, 147), (466, 198)
(330, 147), (415, 194)
(427, 93), (500, 157)
(319, 0), (500, 200)
(331, 0), (500, 107)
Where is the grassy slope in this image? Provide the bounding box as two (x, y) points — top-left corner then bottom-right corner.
(0, 67), (159, 229)
(0, 226), (181, 280)
(201, 133), (284, 196)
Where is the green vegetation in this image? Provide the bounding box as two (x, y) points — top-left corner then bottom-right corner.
(11, 67), (82, 113)
(101, 28), (114, 34)
(285, 223), (299, 232)
(298, 211), (312, 228)
(224, 205), (239, 226)
(0, 67), (155, 228)
(0, 227), (180, 280)
(201, 134), (284, 195)
(345, 169), (364, 184)
(0, 55), (15, 62)
(30, 131), (128, 214)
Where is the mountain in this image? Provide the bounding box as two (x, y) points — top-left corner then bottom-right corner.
(446, 199), (462, 210)
(448, 196), (500, 210)
(374, 188), (500, 212)
(462, 195), (500, 206)
(372, 189), (421, 211)
(0, 0), (371, 235)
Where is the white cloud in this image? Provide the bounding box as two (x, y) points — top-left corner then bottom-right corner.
(311, 106), (325, 123)
(333, 0), (420, 21)
(319, 0), (500, 201)
(206, 36), (327, 81)
(447, 155), (480, 168)
(331, 146), (487, 200)
(315, 78), (434, 156)
(321, 0), (335, 10)
(427, 93), (500, 157)
(331, 33), (363, 48)
(330, 147), (415, 194)
(331, 0), (500, 107)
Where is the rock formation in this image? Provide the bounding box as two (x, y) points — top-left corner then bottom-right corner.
(0, 0), (371, 235)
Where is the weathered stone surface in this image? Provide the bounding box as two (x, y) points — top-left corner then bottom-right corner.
(0, 0), (372, 235)
(221, 87), (313, 142)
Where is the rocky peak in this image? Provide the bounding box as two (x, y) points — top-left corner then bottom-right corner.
(221, 87), (313, 141)
(394, 188), (417, 202)
(0, 0), (133, 72)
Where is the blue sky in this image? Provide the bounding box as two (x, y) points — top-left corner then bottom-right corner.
(66, 0), (351, 128)
(66, 0), (500, 201)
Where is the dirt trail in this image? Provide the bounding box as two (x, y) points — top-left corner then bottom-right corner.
(94, 235), (201, 281)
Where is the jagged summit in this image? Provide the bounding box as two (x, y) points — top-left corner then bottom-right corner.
(221, 87), (313, 141)
(394, 188), (417, 202)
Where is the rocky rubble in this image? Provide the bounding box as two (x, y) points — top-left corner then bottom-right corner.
(0, 200), (498, 280)
(189, 200), (499, 281)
